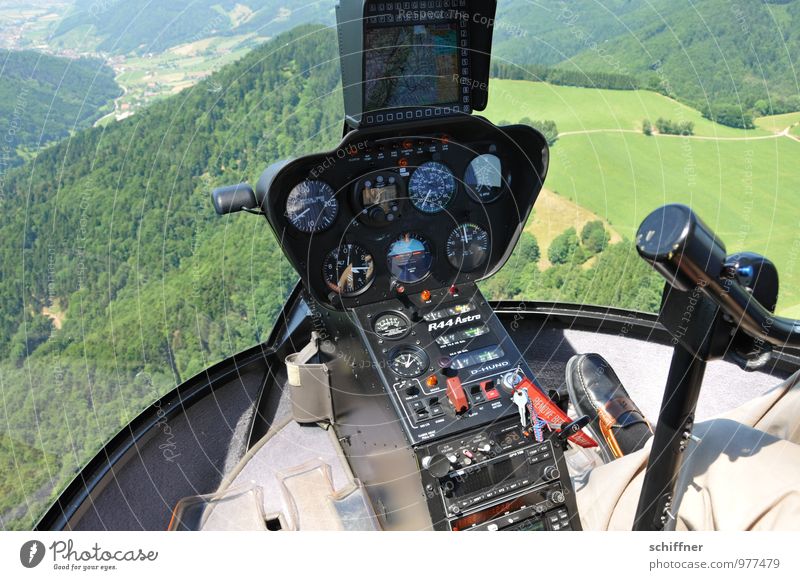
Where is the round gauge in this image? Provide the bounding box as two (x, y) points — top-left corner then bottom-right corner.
(286, 180), (339, 233)
(408, 161), (457, 214)
(373, 312), (411, 340)
(464, 154), (505, 203)
(322, 243), (375, 296)
(446, 223), (490, 272)
(389, 345), (430, 378)
(387, 233), (433, 284)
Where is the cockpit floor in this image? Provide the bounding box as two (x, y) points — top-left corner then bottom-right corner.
(513, 325), (789, 423)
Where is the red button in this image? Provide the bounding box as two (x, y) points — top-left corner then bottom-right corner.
(446, 377), (469, 413)
(481, 380), (500, 400)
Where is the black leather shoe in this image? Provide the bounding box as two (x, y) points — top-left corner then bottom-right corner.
(565, 353), (653, 462)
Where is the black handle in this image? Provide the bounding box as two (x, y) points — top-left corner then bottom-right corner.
(211, 183), (257, 215)
(636, 204), (800, 349)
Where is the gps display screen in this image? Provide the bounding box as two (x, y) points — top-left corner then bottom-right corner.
(363, 23), (461, 112)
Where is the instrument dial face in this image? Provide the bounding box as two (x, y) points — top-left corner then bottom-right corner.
(286, 180), (339, 233)
(408, 161), (456, 214)
(373, 312), (411, 340)
(464, 154), (505, 203)
(389, 345), (430, 378)
(387, 232), (433, 284)
(446, 223), (490, 272)
(322, 244), (375, 296)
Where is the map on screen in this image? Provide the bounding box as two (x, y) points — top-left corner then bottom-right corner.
(363, 23), (460, 112)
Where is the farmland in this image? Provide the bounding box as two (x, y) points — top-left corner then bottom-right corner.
(484, 80), (800, 315)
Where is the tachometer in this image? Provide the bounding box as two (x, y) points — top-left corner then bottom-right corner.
(464, 154), (505, 203)
(389, 345), (430, 378)
(388, 233), (433, 284)
(322, 243), (374, 296)
(286, 180), (339, 233)
(373, 312), (411, 340)
(408, 161), (456, 214)
(446, 223), (490, 272)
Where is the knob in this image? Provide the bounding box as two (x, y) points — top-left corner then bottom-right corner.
(543, 466), (560, 481)
(547, 490), (565, 504)
(479, 443), (491, 453)
(422, 453), (451, 479)
(368, 206), (387, 223)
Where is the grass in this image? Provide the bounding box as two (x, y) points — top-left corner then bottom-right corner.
(548, 133), (800, 313)
(484, 79), (800, 314)
(755, 111), (800, 133)
(484, 80), (772, 137)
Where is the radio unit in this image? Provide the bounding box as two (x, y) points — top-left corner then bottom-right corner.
(417, 417), (582, 530)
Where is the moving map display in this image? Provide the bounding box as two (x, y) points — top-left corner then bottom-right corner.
(364, 23), (461, 112)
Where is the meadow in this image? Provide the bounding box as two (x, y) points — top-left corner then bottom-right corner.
(484, 80), (800, 315)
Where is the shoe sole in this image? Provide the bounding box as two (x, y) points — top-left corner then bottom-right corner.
(565, 355), (616, 464)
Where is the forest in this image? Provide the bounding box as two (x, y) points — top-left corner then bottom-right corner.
(0, 49), (121, 167)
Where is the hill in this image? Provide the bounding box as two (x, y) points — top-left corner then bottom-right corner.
(0, 49), (121, 167)
(52, 0), (334, 54)
(495, 0), (800, 115)
(483, 78), (800, 314)
(0, 24), (344, 530)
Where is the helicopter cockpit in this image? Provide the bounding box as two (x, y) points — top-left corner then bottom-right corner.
(35, 0), (800, 534)
(211, 1), (586, 531)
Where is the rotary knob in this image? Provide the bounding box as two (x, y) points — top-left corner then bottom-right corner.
(547, 489), (565, 504)
(542, 465), (560, 481)
(422, 453), (451, 479)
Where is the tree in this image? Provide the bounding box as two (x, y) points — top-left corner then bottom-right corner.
(642, 119), (653, 136)
(548, 228), (581, 265)
(513, 232), (541, 264)
(701, 105), (755, 130)
(581, 221), (610, 254)
(655, 118), (694, 135)
(519, 117), (559, 146)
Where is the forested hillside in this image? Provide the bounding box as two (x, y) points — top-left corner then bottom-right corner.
(495, 0), (800, 116)
(0, 24), (344, 529)
(0, 49), (121, 166)
(53, 0), (333, 54)
(0, 21), (665, 529)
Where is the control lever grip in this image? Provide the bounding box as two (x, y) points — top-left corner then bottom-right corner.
(557, 415), (591, 443)
(636, 204), (800, 350)
(635, 204), (727, 293)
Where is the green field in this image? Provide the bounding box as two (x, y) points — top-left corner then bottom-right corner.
(483, 80), (772, 137)
(484, 80), (800, 314)
(755, 111), (800, 134)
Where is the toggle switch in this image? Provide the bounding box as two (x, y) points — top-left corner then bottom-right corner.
(446, 376), (469, 413)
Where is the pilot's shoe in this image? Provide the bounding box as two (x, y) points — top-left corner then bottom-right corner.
(565, 353), (653, 462)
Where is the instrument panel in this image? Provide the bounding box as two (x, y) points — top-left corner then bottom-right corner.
(257, 116), (548, 309)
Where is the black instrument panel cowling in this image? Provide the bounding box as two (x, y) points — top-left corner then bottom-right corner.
(257, 116), (549, 309)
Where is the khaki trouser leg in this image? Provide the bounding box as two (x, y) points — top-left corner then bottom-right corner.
(575, 371), (800, 530)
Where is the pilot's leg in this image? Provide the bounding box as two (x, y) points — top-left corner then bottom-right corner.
(574, 370), (800, 531)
